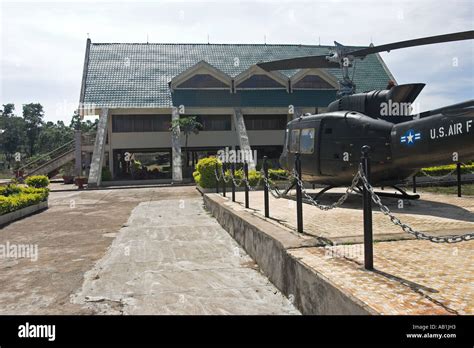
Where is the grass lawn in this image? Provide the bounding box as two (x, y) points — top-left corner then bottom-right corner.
(421, 184), (474, 196)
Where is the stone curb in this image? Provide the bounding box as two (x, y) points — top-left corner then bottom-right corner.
(0, 201), (49, 227)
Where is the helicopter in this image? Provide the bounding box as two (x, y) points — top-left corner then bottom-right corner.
(257, 30), (474, 200)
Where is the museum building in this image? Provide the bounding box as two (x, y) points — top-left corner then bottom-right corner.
(78, 39), (395, 186)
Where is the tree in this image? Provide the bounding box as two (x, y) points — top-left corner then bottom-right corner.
(0, 104), (26, 166)
(1, 103), (15, 118)
(169, 116), (203, 167)
(22, 103), (44, 156)
(36, 121), (74, 154)
(0, 106), (27, 165)
(70, 111), (98, 133)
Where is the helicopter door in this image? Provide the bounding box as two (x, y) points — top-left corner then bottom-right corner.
(319, 118), (352, 176)
(299, 126), (318, 176)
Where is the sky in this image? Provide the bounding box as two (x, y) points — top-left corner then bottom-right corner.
(0, 0), (473, 123)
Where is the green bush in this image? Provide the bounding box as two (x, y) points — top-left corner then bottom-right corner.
(194, 157), (222, 188)
(20, 186), (49, 201)
(193, 156), (268, 188)
(247, 170), (262, 186)
(0, 184), (22, 196)
(268, 169), (289, 180)
(418, 163), (474, 177)
(0, 193), (44, 215)
(0, 184), (49, 215)
(101, 167), (112, 181)
(25, 175), (50, 188)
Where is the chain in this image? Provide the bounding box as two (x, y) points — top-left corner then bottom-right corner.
(419, 167), (458, 180)
(292, 169), (361, 210)
(460, 163), (474, 175)
(214, 167), (222, 181)
(229, 170), (245, 187)
(359, 165), (473, 243)
(217, 160), (473, 243)
(262, 171), (296, 198)
(241, 172), (266, 191)
(220, 166), (232, 183)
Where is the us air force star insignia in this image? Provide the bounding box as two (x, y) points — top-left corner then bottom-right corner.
(400, 129), (421, 146)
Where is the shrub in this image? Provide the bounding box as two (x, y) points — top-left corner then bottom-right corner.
(102, 167), (112, 181)
(268, 169), (289, 181)
(247, 170), (262, 186)
(194, 157), (222, 188)
(0, 193), (44, 215)
(418, 163), (474, 177)
(25, 175), (50, 188)
(0, 184), (49, 215)
(0, 184), (22, 196)
(20, 187), (49, 201)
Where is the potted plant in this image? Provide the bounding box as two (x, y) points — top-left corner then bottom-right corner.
(60, 162), (75, 184)
(74, 176), (88, 189)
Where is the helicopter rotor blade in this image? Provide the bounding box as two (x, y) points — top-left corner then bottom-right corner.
(349, 30), (474, 57)
(257, 55), (340, 71)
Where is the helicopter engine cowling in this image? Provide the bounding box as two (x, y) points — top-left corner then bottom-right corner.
(327, 83), (425, 122)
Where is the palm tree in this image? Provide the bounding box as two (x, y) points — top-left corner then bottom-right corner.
(170, 116), (203, 168)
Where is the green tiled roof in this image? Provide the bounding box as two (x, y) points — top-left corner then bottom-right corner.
(82, 42), (394, 108)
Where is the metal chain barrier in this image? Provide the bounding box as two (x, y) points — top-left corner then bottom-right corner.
(460, 162), (474, 174)
(358, 164), (473, 243)
(219, 166), (232, 183)
(241, 172), (265, 191)
(229, 170), (245, 187)
(214, 167), (222, 181)
(261, 171), (296, 198)
(292, 168), (361, 210)
(419, 167), (458, 180)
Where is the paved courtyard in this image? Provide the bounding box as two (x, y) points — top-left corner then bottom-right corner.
(0, 186), (298, 315)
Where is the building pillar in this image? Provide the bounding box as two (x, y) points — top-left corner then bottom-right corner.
(88, 108), (109, 187)
(232, 108), (256, 170)
(171, 107), (183, 182)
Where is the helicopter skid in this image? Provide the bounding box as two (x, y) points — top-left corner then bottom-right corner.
(375, 186), (420, 200)
(305, 184), (420, 201)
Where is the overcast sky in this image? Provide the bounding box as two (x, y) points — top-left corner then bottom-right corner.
(0, 0), (473, 123)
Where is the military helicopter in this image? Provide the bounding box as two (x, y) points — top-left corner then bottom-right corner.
(257, 30), (474, 200)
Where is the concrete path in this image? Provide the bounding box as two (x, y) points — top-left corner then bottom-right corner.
(72, 196), (299, 315)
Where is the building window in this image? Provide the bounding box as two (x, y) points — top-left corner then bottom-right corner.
(300, 128), (315, 154)
(236, 74), (285, 89)
(112, 115), (171, 133)
(290, 129), (300, 153)
(176, 74), (229, 89)
(195, 115), (231, 131)
(244, 115), (287, 130)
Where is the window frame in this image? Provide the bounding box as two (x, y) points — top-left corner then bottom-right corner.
(289, 129), (300, 153)
(299, 128), (315, 154)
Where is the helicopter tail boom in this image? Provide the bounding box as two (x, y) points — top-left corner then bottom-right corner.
(391, 103), (474, 170)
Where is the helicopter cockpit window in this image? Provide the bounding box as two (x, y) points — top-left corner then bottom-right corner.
(300, 128), (315, 154)
(290, 129), (300, 153)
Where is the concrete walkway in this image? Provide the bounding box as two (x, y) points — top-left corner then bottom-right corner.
(72, 196), (299, 315)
